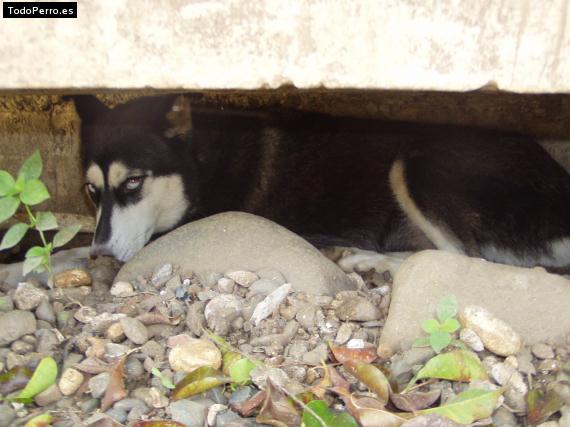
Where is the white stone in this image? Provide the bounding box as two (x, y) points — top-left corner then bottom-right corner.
(58, 368), (84, 396)
(168, 339), (221, 373)
(110, 281), (135, 297)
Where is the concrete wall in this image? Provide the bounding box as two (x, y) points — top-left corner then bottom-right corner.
(0, 0), (569, 93)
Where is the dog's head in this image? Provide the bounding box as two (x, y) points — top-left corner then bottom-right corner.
(72, 95), (197, 261)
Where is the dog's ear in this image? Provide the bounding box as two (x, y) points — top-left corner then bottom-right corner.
(164, 95), (192, 140)
(64, 95), (109, 123)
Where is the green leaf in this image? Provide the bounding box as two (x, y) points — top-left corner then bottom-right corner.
(228, 357), (257, 384)
(0, 171), (15, 196)
(25, 245), (48, 258)
(151, 367), (175, 390)
(436, 295), (458, 322)
(35, 211), (58, 231)
(18, 150), (42, 181)
(52, 224), (81, 248)
(23, 256), (44, 276)
(0, 196), (20, 223)
(20, 179), (50, 206)
(0, 222), (28, 250)
(421, 318), (441, 334)
(430, 330), (452, 353)
(11, 357), (58, 403)
(420, 388), (503, 424)
(302, 400), (359, 427)
(413, 337), (431, 348)
(414, 350), (488, 384)
(172, 366), (230, 400)
(441, 318), (460, 333)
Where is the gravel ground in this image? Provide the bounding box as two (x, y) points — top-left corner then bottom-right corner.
(0, 250), (569, 427)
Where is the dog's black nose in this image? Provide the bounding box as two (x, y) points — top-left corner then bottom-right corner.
(89, 247), (114, 259)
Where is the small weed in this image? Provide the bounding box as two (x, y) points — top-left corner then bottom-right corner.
(0, 150), (81, 275)
(414, 295), (464, 353)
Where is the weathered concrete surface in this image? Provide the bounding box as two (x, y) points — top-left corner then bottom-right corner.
(378, 250), (570, 358)
(116, 212), (355, 296)
(0, 1), (569, 93)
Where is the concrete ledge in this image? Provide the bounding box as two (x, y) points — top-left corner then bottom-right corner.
(0, 0), (569, 92)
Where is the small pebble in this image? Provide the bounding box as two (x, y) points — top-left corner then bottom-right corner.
(59, 368), (85, 396)
(226, 270), (259, 287)
(168, 338), (222, 373)
(119, 317), (149, 345)
(110, 281), (135, 297)
(13, 282), (47, 310)
(532, 342), (555, 359)
(459, 305), (522, 356)
(53, 269), (92, 288)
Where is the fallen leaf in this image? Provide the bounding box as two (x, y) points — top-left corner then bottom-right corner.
(302, 400), (359, 427)
(228, 357), (257, 384)
(23, 413), (53, 427)
(330, 342), (378, 364)
(311, 365), (350, 399)
(0, 365), (33, 394)
(344, 361), (391, 405)
(408, 350), (487, 389)
(230, 389), (267, 417)
(151, 367), (175, 390)
(256, 378), (300, 427)
(137, 312), (181, 325)
(419, 388), (502, 424)
(332, 387), (408, 427)
(12, 357), (58, 403)
(390, 389), (441, 412)
(172, 366), (230, 400)
(527, 387), (563, 425)
(100, 355), (127, 411)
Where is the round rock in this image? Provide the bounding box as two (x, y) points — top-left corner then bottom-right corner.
(119, 317), (149, 345)
(59, 368), (84, 396)
(116, 212), (355, 296)
(0, 310), (37, 346)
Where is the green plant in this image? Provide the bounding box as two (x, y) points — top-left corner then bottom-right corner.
(0, 150), (81, 275)
(414, 295), (463, 353)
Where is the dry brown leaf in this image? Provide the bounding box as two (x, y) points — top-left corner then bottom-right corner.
(391, 389), (441, 412)
(330, 343), (378, 364)
(100, 355), (127, 411)
(230, 390), (267, 417)
(256, 379), (300, 427)
(137, 312), (181, 326)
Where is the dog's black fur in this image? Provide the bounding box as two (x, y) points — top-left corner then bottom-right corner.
(73, 95), (570, 267)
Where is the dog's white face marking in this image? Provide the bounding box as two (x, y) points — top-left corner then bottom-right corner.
(108, 162), (129, 189)
(88, 161), (189, 262)
(86, 164), (104, 190)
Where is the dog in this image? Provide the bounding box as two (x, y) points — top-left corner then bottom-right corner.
(71, 94), (570, 269)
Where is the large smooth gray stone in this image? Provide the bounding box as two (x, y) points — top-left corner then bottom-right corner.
(378, 250), (570, 358)
(116, 212), (354, 296)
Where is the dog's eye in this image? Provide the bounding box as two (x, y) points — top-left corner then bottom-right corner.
(124, 176), (144, 192)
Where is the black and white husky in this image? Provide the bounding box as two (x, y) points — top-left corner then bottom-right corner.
(72, 95), (570, 269)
